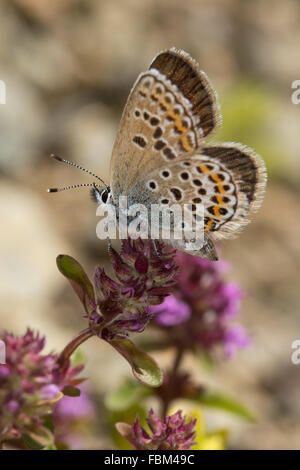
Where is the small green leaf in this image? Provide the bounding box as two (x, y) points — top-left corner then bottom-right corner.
(42, 414), (54, 433)
(22, 426), (54, 450)
(193, 390), (255, 421)
(71, 348), (86, 367)
(22, 433), (45, 450)
(109, 338), (163, 387)
(62, 385), (81, 397)
(56, 255), (95, 315)
(105, 380), (150, 412)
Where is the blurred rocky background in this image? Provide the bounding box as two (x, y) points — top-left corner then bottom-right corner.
(0, 0), (300, 449)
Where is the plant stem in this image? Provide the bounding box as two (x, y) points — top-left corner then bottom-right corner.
(172, 347), (184, 376)
(161, 347), (184, 418)
(56, 327), (94, 370)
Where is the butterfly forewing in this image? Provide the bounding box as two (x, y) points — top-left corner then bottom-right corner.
(110, 48), (219, 202)
(150, 47), (221, 137)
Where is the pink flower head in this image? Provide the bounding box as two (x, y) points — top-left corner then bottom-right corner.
(93, 238), (178, 339)
(116, 409), (196, 450)
(53, 384), (95, 449)
(150, 296), (191, 326)
(0, 329), (83, 445)
(224, 325), (252, 357)
(151, 252), (249, 358)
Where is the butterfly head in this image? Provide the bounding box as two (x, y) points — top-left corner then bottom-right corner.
(91, 185), (112, 206)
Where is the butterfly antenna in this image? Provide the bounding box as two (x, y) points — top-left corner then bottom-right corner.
(50, 154), (107, 186)
(48, 183), (103, 193)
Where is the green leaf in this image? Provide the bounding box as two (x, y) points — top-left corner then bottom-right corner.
(71, 348), (86, 367)
(109, 338), (163, 387)
(56, 254), (95, 315)
(22, 433), (45, 450)
(193, 390), (255, 421)
(22, 426), (54, 450)
(105, 380), (150, 412)
(42, 414), (54, 433)
(62, 385), (81, 397)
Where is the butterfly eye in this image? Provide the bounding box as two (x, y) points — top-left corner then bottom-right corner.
(101, 189), (109, 203)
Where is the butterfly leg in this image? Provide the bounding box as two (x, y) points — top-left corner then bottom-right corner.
(197, 234), (218, 261)
(153, 239), (161, 257)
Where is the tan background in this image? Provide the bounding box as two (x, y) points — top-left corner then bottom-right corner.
(1, 0), (300, 449)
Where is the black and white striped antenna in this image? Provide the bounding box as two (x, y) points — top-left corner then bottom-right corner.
(47, 154), (107, 193)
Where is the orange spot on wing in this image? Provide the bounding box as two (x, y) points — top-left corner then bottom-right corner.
(168, 111), (177, 120)
(217, 184), (225, 194)
(213, 206), (221, 217)
(205, 218), (213, 230)
(210, 173), (222, 182)
(180, 136), (193, 152)
(175, 120), (186, 133)
(199, 164), (210, 173)
(151, 93), (160, 101)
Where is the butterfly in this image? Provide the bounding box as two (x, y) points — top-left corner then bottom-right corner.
(49, 48), (267, 261)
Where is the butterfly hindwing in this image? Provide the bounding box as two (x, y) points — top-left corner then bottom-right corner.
(200, 143), (267, 240)
(128, 143), (266, 241)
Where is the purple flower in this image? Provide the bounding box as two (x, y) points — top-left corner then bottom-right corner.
(56, 238), (178, 388)
(151, 252), (249, 357)
(224, 325), (251, 357)
(40, 384), (61, 400)
(151, 296), (191, 326)
(92, 238), (178, 339)
(0, 329), (84, 446)
(54, 385), (95, 419)
(53, 384), (95, 449)
(116, 409), (197, 450)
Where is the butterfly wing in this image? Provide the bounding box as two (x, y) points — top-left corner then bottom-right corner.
(128, 143), (266, 243)
(110, 48), (220, 201)
(109, 48), (266, 259)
